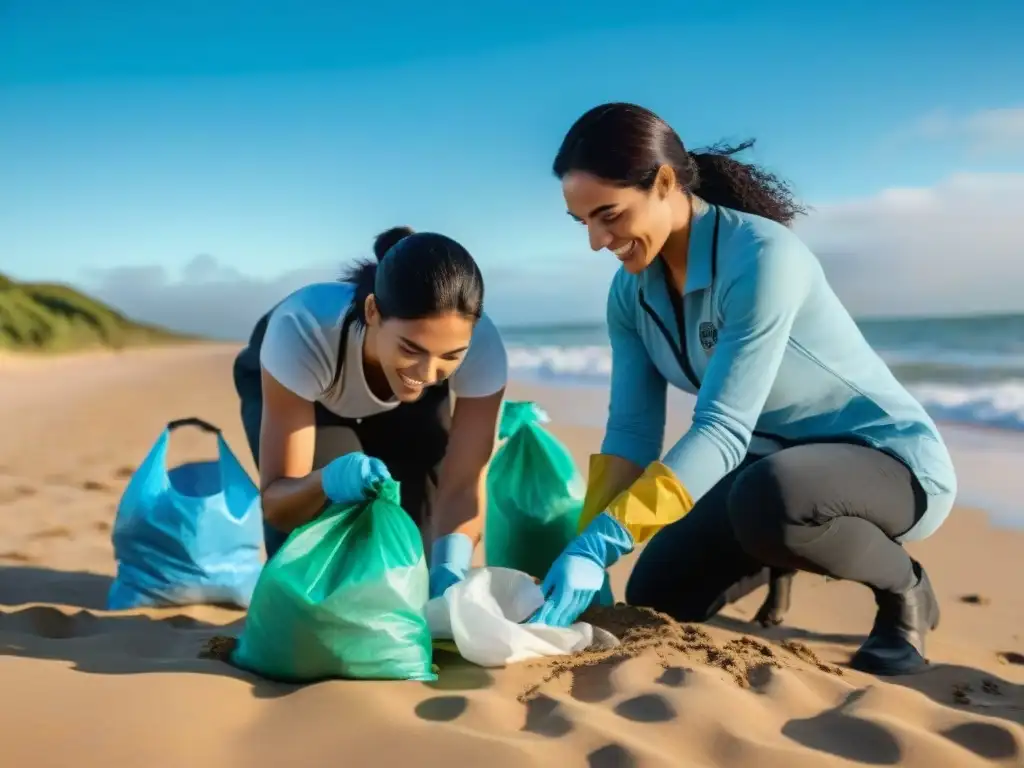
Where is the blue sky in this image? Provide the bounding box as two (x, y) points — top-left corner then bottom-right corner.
(2, 1), (1023, 333)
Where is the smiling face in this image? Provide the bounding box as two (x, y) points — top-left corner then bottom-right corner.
(364, 296), (475, 402)
(562, 167), (680, 274)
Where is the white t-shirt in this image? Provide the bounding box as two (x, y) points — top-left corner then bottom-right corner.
(259, 282), (508, 419)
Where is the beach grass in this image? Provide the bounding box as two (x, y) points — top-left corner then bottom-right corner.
(0, 273), (197, 354)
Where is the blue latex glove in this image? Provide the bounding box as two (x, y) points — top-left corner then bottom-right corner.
(429, 533), (474, 599)
(529, 512), (634, 628)
(320, 452), (391, 504)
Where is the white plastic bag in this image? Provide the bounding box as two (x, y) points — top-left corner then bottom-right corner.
(425, 566), (619, 668)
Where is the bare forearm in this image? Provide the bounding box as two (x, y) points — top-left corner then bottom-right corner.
(260, 470), (327, 533)
(431, 484), (485, 546)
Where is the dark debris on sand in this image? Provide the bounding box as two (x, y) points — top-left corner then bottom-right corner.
(199, 635), (238, 662)
(959, 594), (991, 606)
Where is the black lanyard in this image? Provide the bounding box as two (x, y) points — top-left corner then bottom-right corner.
(327, 310), (358, 393)
(637, 205), (721, 391)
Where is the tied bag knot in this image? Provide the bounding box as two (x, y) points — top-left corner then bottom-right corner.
(368, 476), (402, 507)
(497, 401), (550, 440)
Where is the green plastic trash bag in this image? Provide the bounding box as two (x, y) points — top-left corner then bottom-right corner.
(231, 478), (436, 682)
(484, 401), (586, 580)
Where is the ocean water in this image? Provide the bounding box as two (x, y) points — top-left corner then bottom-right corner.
(500, 313), (1024, 433)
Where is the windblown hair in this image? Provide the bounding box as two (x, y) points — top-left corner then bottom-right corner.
(553, 103), (806, 226)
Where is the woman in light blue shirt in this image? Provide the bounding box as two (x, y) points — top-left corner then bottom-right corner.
(529, 103), (957, 677)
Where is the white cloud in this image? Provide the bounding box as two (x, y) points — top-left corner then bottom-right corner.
(84, 252), (617, 339)
(908, 107), (1024, 155)
(797, 171), (1024, 317)
(82, 171), (1024, 337)
(84, 258), (337, 340)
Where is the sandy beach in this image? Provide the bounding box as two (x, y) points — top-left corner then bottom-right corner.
(1, 345), (1022, 768)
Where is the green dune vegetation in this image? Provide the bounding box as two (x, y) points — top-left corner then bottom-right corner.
(0, 273), (197, 354)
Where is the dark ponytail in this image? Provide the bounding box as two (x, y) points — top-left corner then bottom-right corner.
(342, 226), (415, 324)
(552, 103), (806, 226)
(373, 225), (416, 261)
(341, 226), (484, 326)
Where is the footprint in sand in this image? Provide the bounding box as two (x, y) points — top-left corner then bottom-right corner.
(113, 466), (136, 479)
(413, 695), (469, 723)
(0, 485), (37, 504)
(521, 694), (574, 737)
(29, 526), (73, 541)
(997, 651), (1024, 666)
(942, 721), (1022, 762)
(0, 550), (34, 564)
(613, 692), (677, 723)
(587, 743), (637, 768)
(81, 480), (112, 492)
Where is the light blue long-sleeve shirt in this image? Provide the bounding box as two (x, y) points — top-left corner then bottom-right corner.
(602, 200), (957, 543)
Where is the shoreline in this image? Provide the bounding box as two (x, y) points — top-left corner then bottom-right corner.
(503, 381), (1024, 532)
(508, 373), (1024, 435)
(5, 340), (1019, 432)
(3, 343), (1020, 529)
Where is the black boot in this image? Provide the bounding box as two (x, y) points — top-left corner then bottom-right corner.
(850, 561), (940, 676)
(753, 568), (795, 628)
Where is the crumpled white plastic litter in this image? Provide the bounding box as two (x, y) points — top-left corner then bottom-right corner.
(425, 566), (620, 668)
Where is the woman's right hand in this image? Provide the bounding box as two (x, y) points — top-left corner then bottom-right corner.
(320, 452), (391, 504)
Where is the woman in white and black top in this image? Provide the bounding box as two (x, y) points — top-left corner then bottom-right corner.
(233, 227), (508, 599)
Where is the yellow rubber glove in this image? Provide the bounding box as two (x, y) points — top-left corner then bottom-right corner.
(578, 454), (643, 533)
(536, 450), (696, 618)
(586, 456), (695, 545)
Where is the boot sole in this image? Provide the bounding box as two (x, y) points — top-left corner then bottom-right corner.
(849, 648), (931, 676)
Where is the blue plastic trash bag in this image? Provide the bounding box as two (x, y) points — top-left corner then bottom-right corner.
(108, 417), (264, 610)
